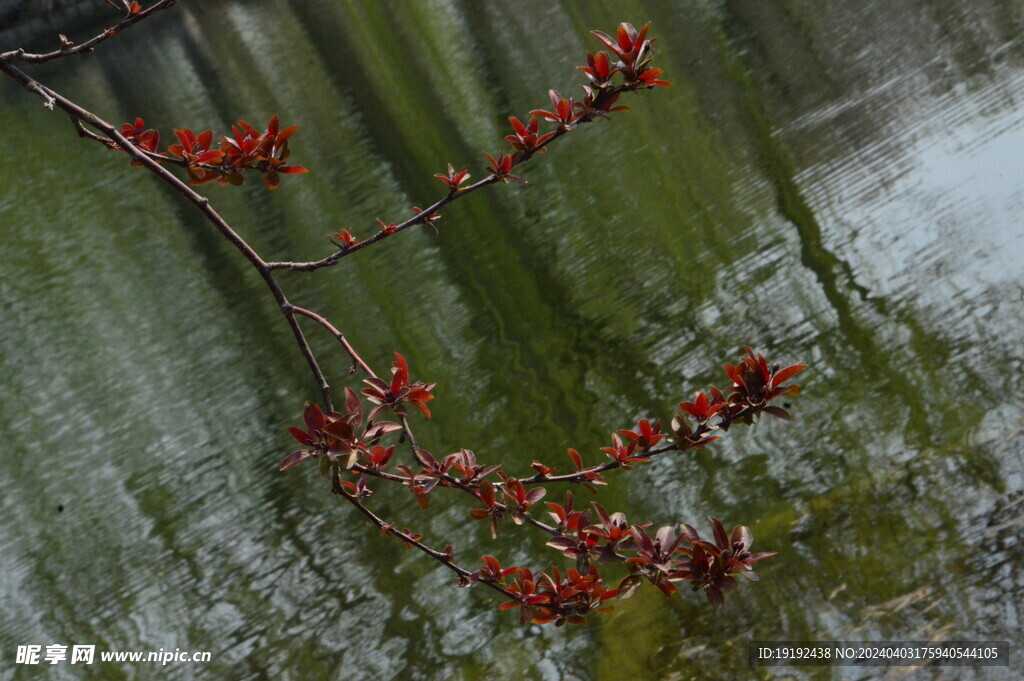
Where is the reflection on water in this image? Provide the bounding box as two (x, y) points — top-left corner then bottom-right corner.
(1, 1), (1022, 679)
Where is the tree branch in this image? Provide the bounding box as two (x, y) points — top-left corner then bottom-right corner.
(0, 58), (335, 411)
(4, 11), (786, 621)
(329, 468), (536, 607)
(0, 0), (180, 65)
(287, 305), (377, 379)
(262, 121), (586, 272)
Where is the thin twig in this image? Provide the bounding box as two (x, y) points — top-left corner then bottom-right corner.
(288, 305), (377, 379)
(70, 115), (118, 147)
(398, 414), (421, 458)
(515, 406), (758, 485)
(0, 0), (179, 65)
(265, 175), (500, 272)
(263, 124), (598, 272)
(330, 468), (536, 606)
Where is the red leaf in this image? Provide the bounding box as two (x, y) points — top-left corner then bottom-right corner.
(636, 23), (650, 45)
(236, 119), (258, 136)
(567, 448), (583, 470)
(705, 586), (724, 609)
(277, 125), (300, 144)
(590, 30), (620, 55)
(478, 480), (496, 508)
(747, 551), (778, 564)
(710, 517), (729, 550)
(508, 116), (528, 137)
(280, 449), (315, 471)
(731, 525), (753, 549)
(771, 364), (808, 388)
(322, 420), (354, 440)
(196, 150), (224, 165)
(345, 387), (361, 416)
(763, 406), (791, 420)
(412, 401), (432, 419)
(288, 426), (314, 446)
(414, 489), (430, 509)
(617, 24), (633, 53)
(173, 128), (192, 151)
(392, 353), (409, 386)
(525, 487), (546, 504)
(304, 401), (325, 432)
(546, 536), (578, 551)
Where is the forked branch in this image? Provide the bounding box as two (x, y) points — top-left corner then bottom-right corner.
(3, 6), (805, 625)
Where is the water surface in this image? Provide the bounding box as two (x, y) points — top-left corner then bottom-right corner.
(1, 1), (1022, 679)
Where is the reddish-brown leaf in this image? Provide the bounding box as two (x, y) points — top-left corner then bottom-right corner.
(280, 449), (315, 471)
(304, 402), (325, 432)
(478, 480), (496, 507)
(771, 364), (808, 388)
(710, 517), (729, 551)
(567, 448), (583, 470)
(763, 406), (791, 420)
(288, 426), (314, 446)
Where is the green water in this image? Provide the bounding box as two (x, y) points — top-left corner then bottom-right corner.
(1, 1), (1022, 679)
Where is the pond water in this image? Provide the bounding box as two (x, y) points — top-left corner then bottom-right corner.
(1, 1), (1022, 680)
